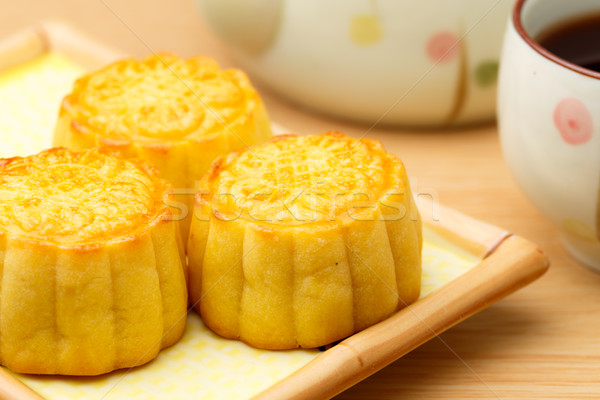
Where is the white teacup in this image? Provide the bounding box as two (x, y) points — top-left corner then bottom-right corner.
(498, 0), (600, 270)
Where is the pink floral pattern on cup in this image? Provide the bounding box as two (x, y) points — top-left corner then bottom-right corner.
(426, 31), (460, 64)
(553, 97), (593, 145)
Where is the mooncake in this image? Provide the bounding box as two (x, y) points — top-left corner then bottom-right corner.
(53, 54), (273, 241)
(188, 132), (422, 349)
(0, 148), (187, 375)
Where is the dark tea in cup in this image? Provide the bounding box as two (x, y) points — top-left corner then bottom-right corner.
(537, 13), (600, 72)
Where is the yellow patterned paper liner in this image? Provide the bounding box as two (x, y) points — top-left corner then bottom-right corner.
(0, 53), (481, 399)
(0, 52), (85, 158)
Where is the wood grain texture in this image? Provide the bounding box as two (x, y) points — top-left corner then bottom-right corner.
(0, 1), (598, 398)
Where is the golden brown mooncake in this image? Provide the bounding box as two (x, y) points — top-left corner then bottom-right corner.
(0, 148), (187, 375)
(188, 132), (422, 350)
(53, 53), (273, 241)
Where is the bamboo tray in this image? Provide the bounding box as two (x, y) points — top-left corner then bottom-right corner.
(0, 23), (549, 400)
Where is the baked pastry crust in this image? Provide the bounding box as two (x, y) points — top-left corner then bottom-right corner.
(188, 132), (422, 349)
(0, 148), (187, 375)
(53, 54), (272, 241)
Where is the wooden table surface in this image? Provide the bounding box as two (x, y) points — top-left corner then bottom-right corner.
(3, 1), (600, 399)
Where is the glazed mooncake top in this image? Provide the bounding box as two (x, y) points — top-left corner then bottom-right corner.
(200, 132), (407, 224)
(0, 148), (170, 245)
(62, 54), (256, 141)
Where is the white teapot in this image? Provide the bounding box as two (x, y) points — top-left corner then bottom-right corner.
(196, 0), (515, 127)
